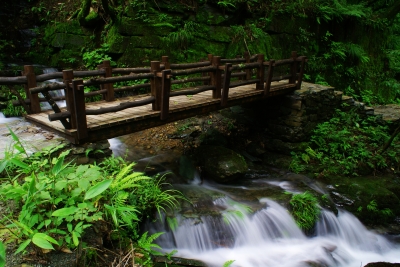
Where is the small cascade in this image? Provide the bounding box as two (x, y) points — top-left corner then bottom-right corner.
(39, 67), (65, 110)
(147, 194), (400, 267)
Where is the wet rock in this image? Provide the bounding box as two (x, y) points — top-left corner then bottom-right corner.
(197, 146), (248, 184)
(153, 256), (207, 266)
(364, 263), (400, 267)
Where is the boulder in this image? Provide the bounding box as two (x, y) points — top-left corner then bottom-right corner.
(364, 263), (400, 267)
(197, 146), (247, 184)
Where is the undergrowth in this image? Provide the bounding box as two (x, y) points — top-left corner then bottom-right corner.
(0, 128), (186, 265)
(290, 108), (400, 176)
(289, 191), (321, 231)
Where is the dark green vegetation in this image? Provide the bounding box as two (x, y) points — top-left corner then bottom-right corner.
(0, 0), (400, 109)
(0, 130), (185, 266)
(289, 191), (321, 230)
(290, 108), (400, 176)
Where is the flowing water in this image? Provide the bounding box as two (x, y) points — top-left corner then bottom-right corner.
(147, 190), (400, 267)
(109, 138), (400, 267)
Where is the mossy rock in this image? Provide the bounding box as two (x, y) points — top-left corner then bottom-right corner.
(194, 25), (233, 43)
(191, 38), (228, 57)
(197, 145), (248, 184)
(195, 4), (230, 25)
(117, 17), (174, 37)
(117, 47), (165, 67)
(50, 33), (89, 49)
(324, 176), (400, 225)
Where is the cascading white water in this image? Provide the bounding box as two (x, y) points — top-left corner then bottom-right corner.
(147, 194), (400, 267)
(40, 67), (65, 110)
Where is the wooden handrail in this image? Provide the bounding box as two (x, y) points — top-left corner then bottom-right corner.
(2, 52), (307, 129)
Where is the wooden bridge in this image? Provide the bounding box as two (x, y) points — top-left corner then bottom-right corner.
(0, 52), (306, 144)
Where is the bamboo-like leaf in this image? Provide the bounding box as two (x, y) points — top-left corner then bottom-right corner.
(10, 158), (29, 170)
(0, 241), (5, 267)
(84, 179), (112, 200)
(14, 239), (31, 254)
(72, 231), (79, 247)
(51, 155), (65, 175)
(32, 233), (56, 250)
(52, 207), (79, 217)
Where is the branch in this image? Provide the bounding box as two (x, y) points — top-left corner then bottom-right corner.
(379, 122), (400, 155)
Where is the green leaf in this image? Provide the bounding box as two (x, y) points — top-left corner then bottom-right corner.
(32, 233), (56, 250)
(0, 241), (5, 267)
(55, 181), (68, 191)
(78, 178), (90, 191)
(72, 231), (79, 247)
(52, 207), (79, 217)
(84, 179), (112, 200)
(52, 155), (65, 175)
(14, 239), (31, 254)
(10, 158), (29, 170)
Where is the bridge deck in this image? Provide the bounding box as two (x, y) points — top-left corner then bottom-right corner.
(25, 80), (294, 143)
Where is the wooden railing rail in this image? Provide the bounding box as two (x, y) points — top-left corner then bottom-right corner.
(2, 52), (306, 138)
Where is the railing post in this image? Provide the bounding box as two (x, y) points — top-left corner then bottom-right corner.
(150, 61), (162, 110)
(264, 60), (275, 96)
(297, 56), (307, 89)
(211, 56), (222, 99)
(63, 70), (76, 128)
(71, 79), (88, 141)
(102, 60), (114, 101)
(204, 54), (213, 86)
(244, 52), (251, 80)
(160, 69), (171, 120)
(23, 65), (41, 114)
(161, 56), (170, 70)
(289, 51), (298, 84)
(256, 54), (265, 90)
(221, 63), (232, 107)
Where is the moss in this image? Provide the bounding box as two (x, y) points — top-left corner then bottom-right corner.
(191, 38), (228, 57)
(117, 16), (174, 37)
(117, 48), (166, 67)
(106, 25), (129, 54)
(324, 175), (400, 225)
(195, 4), (230, 25)
(51, 33), (88, 49)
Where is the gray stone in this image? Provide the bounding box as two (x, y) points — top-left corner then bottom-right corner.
(198, 146), (248, 184)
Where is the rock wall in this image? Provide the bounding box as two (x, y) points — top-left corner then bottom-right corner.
(255, 82), (377, 154)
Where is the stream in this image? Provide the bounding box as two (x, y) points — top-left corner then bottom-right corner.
(2, 68), (400, 267)
(110, 138), (400, 267)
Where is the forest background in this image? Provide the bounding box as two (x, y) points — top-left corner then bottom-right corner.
(0, 0), (399, 109)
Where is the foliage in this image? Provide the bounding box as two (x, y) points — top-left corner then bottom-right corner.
(1, 87), (27, 117)
(135, 231), (164, 265)
(357, 199), (394, 218)
(223, 260), (236, 267)
(163, 21), (199, 51)
(289, 191), (320, 230)
(290, 109), (400, 176)
(82, 43), (116, 70)
(0, 241), (5, 267)
(227, 24), (272, 59)
(0, 129), (184, 260)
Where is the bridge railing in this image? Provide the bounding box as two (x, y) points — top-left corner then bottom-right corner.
(0, 52), (306, 136)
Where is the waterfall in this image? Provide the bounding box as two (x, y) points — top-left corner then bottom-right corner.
(40, 67), (65, 110)
(147, 195), (400, 267)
